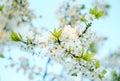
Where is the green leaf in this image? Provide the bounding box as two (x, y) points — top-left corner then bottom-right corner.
(54, 28), (57, 36)
(99, 74), (104, 80)
(105, 4), (110, 8)
(76, 57), (81, 62)
(89, 6), (98, 15)
(95, 61), (100, 69)
(112, 71), (117, 77)
(18, 33), (22, 40)
(10, 31), (23, 42)
(95, 11), (104, 19)
(0, 5), (4, 11)
(81, 48), (84, 57)
(82, 48), (84, 54)
(88, 42), (96, 53)
(51, 35), (57, 41)
(89, 6), (104, 19)
(51, 28), (63, 41)
(81, 16), (87, 22)
(89, 53), (95, 58)
(81, 4), (85, 9)
(57, 29), (62, 37)
(82, 53), (95, 62)
(86, 22), (92, 28)
(72, 72), (77, 76)
(27, 38), (32, 44)
(82, 53), (89, 61)
(0, 54), (4, 58)
(102, 70), (107, 74)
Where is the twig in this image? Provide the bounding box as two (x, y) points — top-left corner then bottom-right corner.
(42, 57), (51, 81)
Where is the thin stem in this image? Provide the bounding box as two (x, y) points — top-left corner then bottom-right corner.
(65, 49), (79, 58)
(57, 38), (61, 45)
(79, 22), (92, 37)
(22, 41), (36, 45)
(42, 57), (51, 81)
(79, 27), (88, 37)
(21, 41), (46, 46)
(69, 53), (79, 58)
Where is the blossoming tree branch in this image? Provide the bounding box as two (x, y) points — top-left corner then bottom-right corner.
(1, 0), (115, 81)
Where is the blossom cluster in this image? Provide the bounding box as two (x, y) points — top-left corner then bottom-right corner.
(57, 0), (108, 27)
(57, 0), (86, 26)
(10, 24), (107, 80)
(0, 0), (35, 54)
(46, 25), (106, 80)
(0, 0), (35, 31)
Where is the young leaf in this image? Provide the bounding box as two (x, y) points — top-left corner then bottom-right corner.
(112, 71), (117, 77)
(0, 5), (4, 11)
(82, 52), (95, 62)
(95, 11), (104, 19)
(27, 38), (33, 44)
(51, 35), (57, 41)
(72, 72), (77, 76)
(81, 16), (87, 22)
(51, 28), (63, 41)
(105, 4), (110, 8)
(89, 6), (98, 15)
(102, 70), (107, 74)
(54, 28), (57, 36)
(89, 53), (95, 58)
(57, 29), (62, 37)
(99, 74), (104, 80)
(95, 61), (100, 69)
(82, 54), (88, 60)
(76, 57), (81, 62)
(10, 31), (23, 42)
(90, 6), (104, 19)
(82, 53), (90, 62)
(0, 54), (4, 58)
(81, 4), (85, 9)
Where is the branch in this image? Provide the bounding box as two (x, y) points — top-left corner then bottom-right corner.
(79, 22), (92, 37)
(42, 57), (51, 81)
(65, 49), (79, 58)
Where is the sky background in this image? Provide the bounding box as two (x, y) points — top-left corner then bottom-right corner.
(0, 0), (120, 81)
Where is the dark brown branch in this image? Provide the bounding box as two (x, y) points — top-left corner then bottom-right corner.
(79, 22), (92, 37)
(65, 49), (79, 58)
(69, 53), (79, 58)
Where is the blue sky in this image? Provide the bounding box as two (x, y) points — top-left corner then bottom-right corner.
(0, 0), (120, 81)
